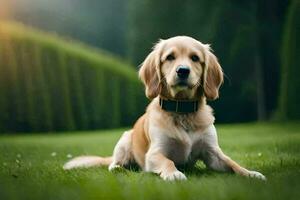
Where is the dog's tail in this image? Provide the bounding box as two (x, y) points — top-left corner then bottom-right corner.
(63, 156), (113, 170)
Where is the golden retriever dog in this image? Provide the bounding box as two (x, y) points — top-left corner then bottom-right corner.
(64, 36), (266, 181)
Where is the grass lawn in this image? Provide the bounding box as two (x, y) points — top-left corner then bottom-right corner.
(0, 122), (300, 200)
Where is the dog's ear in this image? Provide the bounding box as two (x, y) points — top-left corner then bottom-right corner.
(203, 50), (223, 100)
(139, 42), (162, 99)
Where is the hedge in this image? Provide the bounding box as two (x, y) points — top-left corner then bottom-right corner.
(0, 21), (146, 133)
(277, 0), (300, 120)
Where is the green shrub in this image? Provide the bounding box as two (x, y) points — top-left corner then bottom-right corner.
(0, 21), (146, 133)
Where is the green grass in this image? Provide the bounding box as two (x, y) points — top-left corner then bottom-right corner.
(0, 122), (300, 200)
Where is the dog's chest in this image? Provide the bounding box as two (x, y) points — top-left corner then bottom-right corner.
(172, 114), (197, 132)
(150, 106), (213, 165)
(164, 117), (205, 164)
(164, 133), (202, 164)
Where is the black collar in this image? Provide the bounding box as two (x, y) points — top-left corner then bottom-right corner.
(159, 98), (199, 114)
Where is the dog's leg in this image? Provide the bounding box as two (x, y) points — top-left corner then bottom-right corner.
(108, 130), (133, 171)
(200, 125), (266, 180)
(203, 147), (266, 180)
(145, 149), (187, 181)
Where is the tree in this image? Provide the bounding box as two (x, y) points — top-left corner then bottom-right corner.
(278, 0), (300, 120)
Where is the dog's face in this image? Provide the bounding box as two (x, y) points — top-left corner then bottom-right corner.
(139, 36), (223, 100)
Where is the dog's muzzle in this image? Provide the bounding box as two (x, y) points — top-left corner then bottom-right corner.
(176, 65), (190, 79)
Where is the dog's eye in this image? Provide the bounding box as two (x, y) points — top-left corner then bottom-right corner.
(166, 54), (175, 61)
(191, 55), (200, 62)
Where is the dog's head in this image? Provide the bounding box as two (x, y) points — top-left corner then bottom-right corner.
(139, 36), (223, 101)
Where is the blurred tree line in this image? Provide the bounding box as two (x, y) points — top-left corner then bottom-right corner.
(4, 0), (300, 122)
(0, 23), (145, 133)
(278, 0), (300, 120)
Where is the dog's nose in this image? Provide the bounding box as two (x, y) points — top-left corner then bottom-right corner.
(176, 65), (190, 79)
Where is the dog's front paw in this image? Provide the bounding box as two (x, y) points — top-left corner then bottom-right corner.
(160, 170), (187, 181)
(248, 170), (266, 181)
(108, 163), (122, 172)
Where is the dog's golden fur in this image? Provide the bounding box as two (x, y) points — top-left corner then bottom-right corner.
(64, 36), (266, 181)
